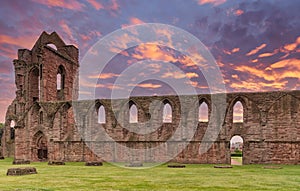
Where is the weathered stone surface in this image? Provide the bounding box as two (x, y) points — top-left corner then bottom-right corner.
(7, 167), (37, 176)
(1, 31), (300, 165)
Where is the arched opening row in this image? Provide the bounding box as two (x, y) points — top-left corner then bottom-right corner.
(95, 99), (245, 124)
(96, 99), (245, 124)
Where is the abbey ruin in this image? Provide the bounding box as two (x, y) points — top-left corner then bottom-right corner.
(1, 32), (299, 164)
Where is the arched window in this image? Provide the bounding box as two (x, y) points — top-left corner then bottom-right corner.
(47, 43), (57, 51)
(163, 103), (172, 123)
(199, 102), (209, 122)
(233, 101), (243, 123)
(129, 104), (138, 123)
(39, 111), (43, 124)
(97, 105), (106, 124)
(57, 65), (65, 90)
(29, 67), (39, 102)
(10, 120), (15, 140)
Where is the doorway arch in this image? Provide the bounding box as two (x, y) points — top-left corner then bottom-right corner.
(33, 131), (48, 161)
(230, 135), (244, 165)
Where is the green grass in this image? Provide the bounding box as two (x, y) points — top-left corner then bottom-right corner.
(0, 158), (299, 191)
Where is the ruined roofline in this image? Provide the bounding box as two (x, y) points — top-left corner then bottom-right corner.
(70, 89), (300, 102)
(44, 45), (79, 66)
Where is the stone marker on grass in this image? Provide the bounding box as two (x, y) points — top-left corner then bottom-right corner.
(12, 159), (30, 165)
(48, 161), (65, 165)
(85, 161), (103, 166)
(7, 167), (37, 176)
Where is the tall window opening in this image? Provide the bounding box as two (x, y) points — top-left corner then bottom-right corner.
(57, 65), (65, 100)
(199, 102), (209, 122)
(97, 105), (106, 124)
(57, 65), (65, 90)
(129, 103), (138, 123)
(163, 102), (172, 123)
(10, 120), (15, 140)
(39, 64), (43, 99)
(233, 101), (243, 123)
(29, 68), (39, 102)
(39, 111), (43, 124)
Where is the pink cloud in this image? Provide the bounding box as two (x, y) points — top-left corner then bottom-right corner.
(31, 0), (85, 11)
(234, 9), (244, 16)
(198, 0), (226, 6)
(122, 17), (145, 28)
(59, 20), (78, 46)
(108, 0), (119, 11)
(0, 34), (37, 49)
(87, 0), (104, 10)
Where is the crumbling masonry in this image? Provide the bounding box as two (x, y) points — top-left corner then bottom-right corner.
(1, 32), (300, 164)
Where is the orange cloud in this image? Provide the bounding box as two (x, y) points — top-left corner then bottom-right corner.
(88, 73), (119, 79)
(130, 44), (199, 69)
(283, 36), (300, 51)
(198, 0), (226, 6)
(161, 71), (186, 79)
(32, 0), (85, 11)
(224, 48), (240, 55)
(231, 47), (240, 53)
(131, 44), (178, 63)
(230, 80), (288, 92)
(129, 83), (162, 89)
(231, 58), (300, 92)
(231, 74), (238, 79)
(87, 0), (104, 10)
(186, 72), (199, 79)
(258, 49), (279, 58)
(246, 43), (267, 56)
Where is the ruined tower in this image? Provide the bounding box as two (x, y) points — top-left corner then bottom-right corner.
(2, 31), (79, 161)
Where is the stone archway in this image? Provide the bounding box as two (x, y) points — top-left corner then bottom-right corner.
(230, 135), (244, 165)
(32, 131), (48, 161)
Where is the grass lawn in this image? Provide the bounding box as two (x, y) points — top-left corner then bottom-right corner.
(0, 158), (299, 191)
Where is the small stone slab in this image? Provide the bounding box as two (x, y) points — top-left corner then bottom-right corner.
(214, 165), (233, 168)
(125, 162), (143, 167)
(48, 161), (65, 165)
(167, 164), (186, 168)
(13, 160), (30, 165)
(7, 167), (37, 176)
(263, 166), (282, 169)
(85, 161), (103, 166)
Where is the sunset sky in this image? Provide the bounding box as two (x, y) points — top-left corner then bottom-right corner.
(0, 0), (300, 122)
